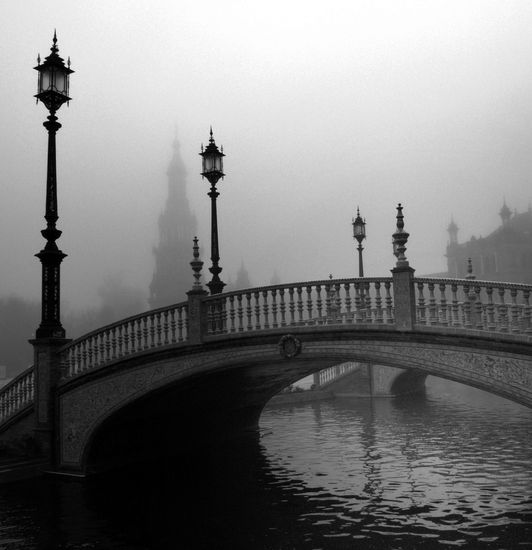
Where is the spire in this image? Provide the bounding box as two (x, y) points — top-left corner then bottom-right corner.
(149, 132), (198, 308)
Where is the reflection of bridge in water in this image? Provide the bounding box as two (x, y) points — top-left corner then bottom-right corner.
(1, 209), (532, 476)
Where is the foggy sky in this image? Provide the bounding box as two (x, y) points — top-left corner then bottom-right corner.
(2, 0), (532, 315)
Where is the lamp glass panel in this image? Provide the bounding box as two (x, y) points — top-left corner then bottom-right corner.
(41, 70), (52, 92)
(205, 156), (215, 172)
(55, 71), (66, 94)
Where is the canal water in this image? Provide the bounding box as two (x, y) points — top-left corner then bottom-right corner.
(0, 377), (530, 549)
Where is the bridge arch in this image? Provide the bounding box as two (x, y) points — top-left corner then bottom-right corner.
(57, 329), (532, 473)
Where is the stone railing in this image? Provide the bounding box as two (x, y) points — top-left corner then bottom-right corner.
(2, 275), (532, 427)
(414, 278), (532, 333)
(314, 362), (362, 387)
(203, 277), (395, 335)
(0, 366), (34, 428)
(60, 301), (189, 379)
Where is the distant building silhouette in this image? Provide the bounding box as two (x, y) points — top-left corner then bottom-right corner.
(445, 201), (532, 283)
(234, 262), (252, 290)
(149, 136), (197, 308)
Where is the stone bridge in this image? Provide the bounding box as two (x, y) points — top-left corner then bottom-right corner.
(1, 266), (532, 475)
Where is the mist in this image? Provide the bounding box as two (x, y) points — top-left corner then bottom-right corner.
(2, 0), (532, 315)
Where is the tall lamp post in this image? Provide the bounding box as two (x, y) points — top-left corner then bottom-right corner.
(34, 32), (73, 338)
(200, 128), (226, 295)
(352, 207), (366, 277)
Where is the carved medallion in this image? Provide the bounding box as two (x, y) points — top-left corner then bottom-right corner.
(279, 335), (302, 359)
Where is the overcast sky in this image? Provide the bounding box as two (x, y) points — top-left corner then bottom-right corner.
(1, 0), (532, 313)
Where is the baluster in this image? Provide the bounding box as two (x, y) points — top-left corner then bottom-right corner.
(450, 283), (459, 327)
(154, 313), (161, 344)
(354, 282), (363, 323)
(131, 319), (142, 352)
(109, 327), (117, 360)
(316, 285), (323, 323)
(416, 282), (426, 324)
(162, 311), (168, 344)
(385, 281), (393, 323)
(246, 293), (253, 331)
(363, 282), (371, 323)
(325, 282), (332, 323)
(80, 340), (87, 372)
(375, 282), (383, 323)
(498, 287), (508, 332)
(142, 317), (149, 348)
(296, 286), (304, 325)
(129, 322), (136, 353)
(335, 283), (343, 323)
(306, 286), (314, 325)
(344, 283), (353, 323)
(87, 337), (95, 369)
(485, 287), (495, 330)
(254, 291), (261, 330)
(147, 314), (154, 347)
(237, 294), (244, 331)
(169, 309), (176, 343)
(226, 296), (234, 333)
(475, 287), (484, 329)
(117, 325), (123, 357)
(104, 330), (111, 362)
(463, 283), (472, 328)
(288, 288), (296, 325)
(271, 289), (279, 329)
(262, 290), (270, 329)
(438, 283), (448, 326)
(221, 298), (228, 333)
(428, 282), (437, 325)
(510, 288), (519, 332)
(279, 289), (286, 327)
(523, 290), (532, 333)
(177, 307), (184, 341)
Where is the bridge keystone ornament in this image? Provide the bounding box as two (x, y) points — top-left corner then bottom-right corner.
(279, 335), (302, 359)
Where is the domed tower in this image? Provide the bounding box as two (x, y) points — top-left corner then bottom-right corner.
(448, 217), (459, 246)
(500, 200), (512, 226)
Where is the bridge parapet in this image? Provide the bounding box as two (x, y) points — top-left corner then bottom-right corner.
(0, 366), (34, 428)
(203, 277), (395, 335)
(60, 301), (189, 379)
(414, 278), (532, 333)
(2, 275), (532, 429)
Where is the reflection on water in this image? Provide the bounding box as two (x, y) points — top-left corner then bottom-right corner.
(0, 377), (530, 549)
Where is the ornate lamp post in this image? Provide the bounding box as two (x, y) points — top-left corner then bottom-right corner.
(200, 128), (225, 295)
(34, 32), (73, 338)
(352, 207), (366, 277)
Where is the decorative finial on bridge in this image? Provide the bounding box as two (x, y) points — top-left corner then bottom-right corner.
(392, 203), (410, 268)
(190, 237), (204, 289)
(466, 258), (476, 280)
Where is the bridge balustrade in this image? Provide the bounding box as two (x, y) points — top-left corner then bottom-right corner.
(315, 362), (361, 387)
(60, 302), (189, 379)
(3, 276), (532, 430)
(203, 278), (395, 335)
(0, 367), (34, 425)
(414, 278), (532, 333)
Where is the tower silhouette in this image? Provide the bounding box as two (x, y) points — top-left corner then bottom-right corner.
(149, 136), (197, 308)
